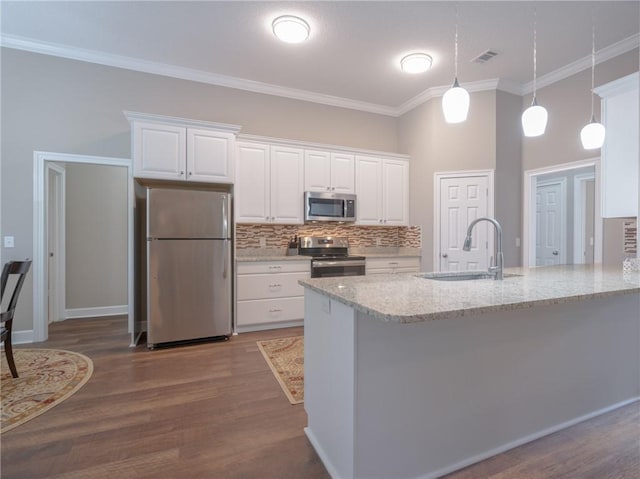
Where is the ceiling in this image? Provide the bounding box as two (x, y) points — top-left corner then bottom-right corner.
(1, 1), (638, 116)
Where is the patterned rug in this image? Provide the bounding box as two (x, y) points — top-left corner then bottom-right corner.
(1, 349), (94, 433)
(257, 336), (304, 404)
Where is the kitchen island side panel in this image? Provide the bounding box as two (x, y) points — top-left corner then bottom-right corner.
(352, 293), (640, 479)
(304, 290), (357, 479)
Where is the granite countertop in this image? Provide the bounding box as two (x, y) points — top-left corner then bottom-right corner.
(299, 265), (640, 323)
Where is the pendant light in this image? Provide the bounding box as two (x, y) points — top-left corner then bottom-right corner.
(522, 7), (548, 137)
(580, 12), (606, 149)
(442, 5), (469, 123)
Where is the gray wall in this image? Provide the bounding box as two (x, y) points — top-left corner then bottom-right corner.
(398, 90), (498, 271)
(1, 48), (398, 333)
(65, 163), (127, 310)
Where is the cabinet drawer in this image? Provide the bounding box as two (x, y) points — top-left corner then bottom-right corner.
(236, 297), (304, 326)
(237, 272), (308, 300)
(366, 257), (420, 270)
(237, 260), (310, 275)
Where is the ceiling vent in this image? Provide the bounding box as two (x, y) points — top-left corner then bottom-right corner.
(471, 49), (499, 64)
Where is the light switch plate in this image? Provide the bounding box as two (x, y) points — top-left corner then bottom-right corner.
(4, 236), (15, 248)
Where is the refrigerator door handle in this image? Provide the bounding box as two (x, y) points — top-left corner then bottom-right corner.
(223, 239), (229, 279)
(222, 195), (228, 239)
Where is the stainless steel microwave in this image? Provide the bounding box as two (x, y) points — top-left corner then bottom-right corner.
(304, 191), (357, 223)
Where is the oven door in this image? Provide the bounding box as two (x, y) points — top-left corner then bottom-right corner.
(311, 259), (365, 278)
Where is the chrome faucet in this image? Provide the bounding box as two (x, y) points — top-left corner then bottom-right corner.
(463, 217), (504, 280)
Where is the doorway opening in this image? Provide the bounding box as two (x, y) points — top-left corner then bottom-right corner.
(33, 151), (134, 345)
(523, 159), (602, 268)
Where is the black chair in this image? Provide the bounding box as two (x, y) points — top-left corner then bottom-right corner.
(1, 260), (32, 378)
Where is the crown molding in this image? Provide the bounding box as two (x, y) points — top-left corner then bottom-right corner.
(123, 110), (242, 133)
(594, 72), (640, 98)
(0, 34), (397, 117)
(2, 32), (637, 118)
(521, 33), (639, 95)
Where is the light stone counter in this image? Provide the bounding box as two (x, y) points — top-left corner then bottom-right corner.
(299, 265), (640, 323)
(302, 264), (640, 478)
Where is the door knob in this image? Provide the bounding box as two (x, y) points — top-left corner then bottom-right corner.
(552, 250), (559, 256)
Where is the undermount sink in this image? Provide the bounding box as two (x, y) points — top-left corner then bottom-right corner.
(417, 272), (521, 281)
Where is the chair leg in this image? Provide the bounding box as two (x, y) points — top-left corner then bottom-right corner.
(4, 338), (18, 378)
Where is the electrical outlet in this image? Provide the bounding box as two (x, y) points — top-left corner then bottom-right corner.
(376, 238), (382, 246)
(515, 237), (521, 248)
(4, 236), (15, 248)
(259, 237), (266, 247)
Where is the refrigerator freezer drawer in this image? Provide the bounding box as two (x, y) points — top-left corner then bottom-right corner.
(148, 238), (231, 346)
(236, 297), (304, 327)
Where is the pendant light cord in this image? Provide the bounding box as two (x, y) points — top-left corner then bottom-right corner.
(532, 6), (538, 101)
(454, 4), (459, 80)
(590, 9), (596, 120)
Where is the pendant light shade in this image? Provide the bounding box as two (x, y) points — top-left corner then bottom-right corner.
(580, 10), (605, 150)
(522, 7), (547, 137)
(522, 98), (548, 137)
(442, 78), (470, 123)
(581, 118), (606, 149)
(442, 6), (469, 123)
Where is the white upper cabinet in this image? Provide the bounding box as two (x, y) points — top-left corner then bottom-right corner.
(356, 155), (409, 225)
(187, 128), (236, 183)
(596, 73), (639, 218)
(235, 142), (270, 223)
(126, 111), (240, 184)
(304, 150), (355, 193)
(235, 142), (304, 224)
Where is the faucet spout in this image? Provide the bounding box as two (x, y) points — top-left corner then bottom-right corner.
(463, 217), (504, 280)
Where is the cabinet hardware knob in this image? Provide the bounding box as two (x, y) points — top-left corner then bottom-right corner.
(442, 253), (448, 258)
(188, 171), (192, 176)
(552, 250), (559, 256)
(180, 171), (184, 175)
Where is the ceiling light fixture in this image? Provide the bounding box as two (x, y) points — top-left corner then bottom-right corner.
(521, 7), (548, 137)
(400, 53), (433, 74)
(580, 10), (606, 149)
(272, 15), (310, 44)
(442, 5), (470, 124)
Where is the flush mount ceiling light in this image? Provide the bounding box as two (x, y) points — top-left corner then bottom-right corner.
(521, 7), (548, 137)
(400, 53), (433, 74)
(272, 15), (310, 44)
(580, 11), (606, 149)
(442, 5), (470, 123)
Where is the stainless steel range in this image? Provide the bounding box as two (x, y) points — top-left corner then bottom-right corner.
(298, 236), (366, 278)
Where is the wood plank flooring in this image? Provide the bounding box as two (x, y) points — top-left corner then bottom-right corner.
(2, 317), (638, 479)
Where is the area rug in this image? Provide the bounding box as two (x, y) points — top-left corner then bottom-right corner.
(1, 349), (94, 433)
(257, 336), (304, 405)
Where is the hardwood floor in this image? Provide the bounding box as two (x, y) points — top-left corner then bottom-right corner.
(2, 317), (638, 479)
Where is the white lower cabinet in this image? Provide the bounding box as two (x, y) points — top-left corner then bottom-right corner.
(366, 257), (420, 275)
(236, 260), (310, 330)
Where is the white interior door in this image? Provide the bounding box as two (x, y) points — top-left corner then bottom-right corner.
(536, 181), (565, 266)
(46, 163), (65, 323)
(439, 175), (490, 271)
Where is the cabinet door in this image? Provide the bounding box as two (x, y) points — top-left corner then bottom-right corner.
(235, 142), (270, 223)
(601, 80), (639, 218)
(355, 156), (383, 225)
(133, 121), (186, 180)
(382, 159), (409, 225)
(271, 145), (304, 224)
(330, 153), (355, 193)
(187, 128), (235, 184)
(304, 150), (331, 192)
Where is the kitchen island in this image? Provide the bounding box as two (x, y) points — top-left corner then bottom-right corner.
(300, 265), (640, 479)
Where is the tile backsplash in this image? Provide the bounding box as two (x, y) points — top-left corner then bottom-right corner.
(236, 224), (421, 249)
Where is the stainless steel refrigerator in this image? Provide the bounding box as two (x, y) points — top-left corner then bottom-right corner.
(143, 186), (232, 348)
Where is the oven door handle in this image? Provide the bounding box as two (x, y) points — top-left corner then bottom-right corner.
(312, 260), (366, 268)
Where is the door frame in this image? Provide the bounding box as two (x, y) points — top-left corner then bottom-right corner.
(573, 172), (596, 264)
(433, 170), (495, 272)
(33, 151), (134, 343)
(523, 158), (602, 268)
(45, 162), (66, 323)
(535, 178), (567, 266)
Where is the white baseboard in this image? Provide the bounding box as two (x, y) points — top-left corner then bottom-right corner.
(65, 305), (128, 319)
(11, 329), (35, 344)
